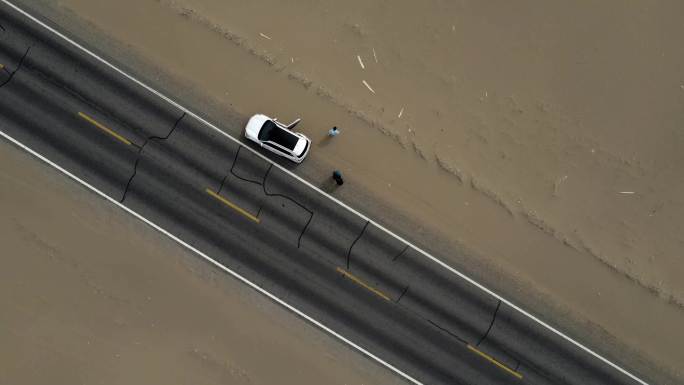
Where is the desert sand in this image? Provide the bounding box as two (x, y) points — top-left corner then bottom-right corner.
(3, 0), (684, 383)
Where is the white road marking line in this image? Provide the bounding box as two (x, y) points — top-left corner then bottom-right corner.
(0, 130), (423, 385)
(0, 2), (650, 384)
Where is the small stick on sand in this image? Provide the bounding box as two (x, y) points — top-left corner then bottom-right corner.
(619, 191), (635, 194)
(259, 33), (272, 40)
(362, 80), (375, 94)
(553, 175), (567, 196)
(372, 48), (378, 63)
(398, 107), (404, 118)
(357, 55), (365, 69)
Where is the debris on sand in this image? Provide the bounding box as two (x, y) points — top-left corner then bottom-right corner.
(357, 55), (365, 69)
(553, 175), (568, 197)
(259, 32), (272, 40)
(350, 23), (366, 37)
(373, 48), (378, 63)
(362, 80), (375, 94)
(619, 191), (636, 195)
(398, 107), (404, 118)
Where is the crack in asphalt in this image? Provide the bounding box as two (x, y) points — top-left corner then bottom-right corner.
(427, 319), (468, 345)
(262, 163), (315, 248)
(121, 156), (142, 203)
(225, 146), (265, 188)
(233, 154), (490, 362)
(389, 294), (516, 371)
(396, 285), (410, 303)
(16, 47), (158, 141)
(144, 112), (185, 143)
(397, 294), (501, 362)
(476, 299), (501, 347)
(392, 244), (409, 262)
(226, 149), (314, 248)
(127, 136), (522, 379)
(0, 42), (185, 205)
(222, 146), (270, 219)
(428, 311), (523, 376)
(346, 220), (369, 269)
(341, 236), (493, 356)
(296, 210), (314, 248)
(490, 343), (525, 377)
(0, 45), (29, 88)
(120, 112), (186, 202)
(218, 146), (242, 194)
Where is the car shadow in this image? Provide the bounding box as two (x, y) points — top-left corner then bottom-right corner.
(241, 140), (299, 172)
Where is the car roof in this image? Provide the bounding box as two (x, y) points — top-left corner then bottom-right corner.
(259, 120), (299, 151)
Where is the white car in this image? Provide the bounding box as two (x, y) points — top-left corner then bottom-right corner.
(244, 114), (311, 163)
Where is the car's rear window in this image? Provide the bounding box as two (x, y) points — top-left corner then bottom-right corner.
(259, 121), (298, 150)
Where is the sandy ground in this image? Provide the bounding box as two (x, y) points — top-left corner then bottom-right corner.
(3, 0), (683, 382)
(0, 141), (405, 384)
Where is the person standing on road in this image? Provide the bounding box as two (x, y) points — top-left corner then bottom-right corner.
(328, 126), (340, 137)
(332, 170), (344, 185)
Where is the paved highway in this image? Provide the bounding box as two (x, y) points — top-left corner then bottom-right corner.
(0, 2), (650, 384)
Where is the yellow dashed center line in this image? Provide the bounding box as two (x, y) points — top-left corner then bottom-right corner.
(336, 267), (390, 301)
(467, 344), (523, 380)
(205, 188), (260, 223)
(77, 111), (132, 146)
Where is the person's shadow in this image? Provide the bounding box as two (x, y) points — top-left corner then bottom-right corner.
(318, 134), (334, 147)
(320, 177), (339, 194)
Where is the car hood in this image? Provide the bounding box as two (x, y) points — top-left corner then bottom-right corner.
(245, 114), (270, 140)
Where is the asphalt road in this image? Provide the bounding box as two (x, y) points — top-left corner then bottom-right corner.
(0, 3), (650, 385)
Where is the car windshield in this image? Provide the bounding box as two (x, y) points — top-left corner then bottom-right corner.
(258, 120), (298, 151)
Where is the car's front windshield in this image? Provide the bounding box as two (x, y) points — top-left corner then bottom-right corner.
(258, 120), (276, 141)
